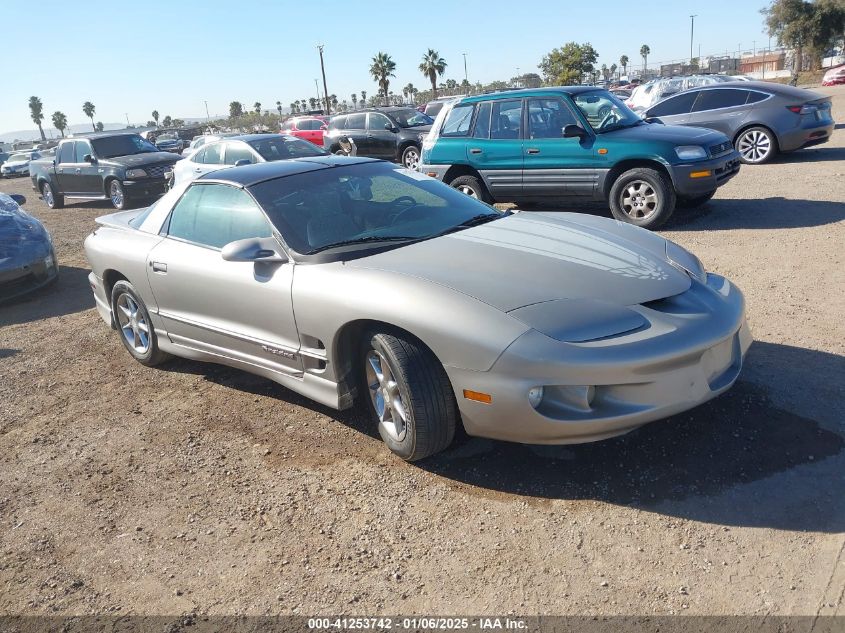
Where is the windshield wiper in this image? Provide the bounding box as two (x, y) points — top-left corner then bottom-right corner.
(434, 213), (504, 237)
(307, 235), (416, 255)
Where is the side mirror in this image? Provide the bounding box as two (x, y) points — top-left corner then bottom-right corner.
(221, 236), (287, 263)
(83, 154), (96, 163)
(385, 123), (398, 132)
(643, 116), (664, 124)
(563, 124), (587, 139)
(234, 159), (252, 167)
(10, 194), (26, 205)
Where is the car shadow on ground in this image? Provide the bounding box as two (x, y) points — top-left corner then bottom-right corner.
(669, 196), (845, 230)
(0, 265), (94, 327)
(772, 145), (845, 163)
(161, 340), (844, 533)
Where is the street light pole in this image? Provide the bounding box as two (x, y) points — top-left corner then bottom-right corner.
(689, 15), (697, 63)
(125, 113), (130, 127)
(204, 100), (210, 122)
(317, 44), (330, 115)
(462, 52), (468, 83)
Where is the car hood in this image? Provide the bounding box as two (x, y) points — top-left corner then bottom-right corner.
(0, 199), (50, 263)
(101, 152), (182, 168)
(350, 213), (690, 313)
(606, 121), (726, 144)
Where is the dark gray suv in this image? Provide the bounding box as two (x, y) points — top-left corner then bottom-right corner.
(644, 81), (834, 164)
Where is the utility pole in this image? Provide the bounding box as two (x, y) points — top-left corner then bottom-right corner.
(314, 79), (321, 112)
(462, 52), (468, 83)
(690, 15), (697, 64)
(317, 44), (330, 115)
(124, 113), (130, 127)
(204, 100), (210, 122)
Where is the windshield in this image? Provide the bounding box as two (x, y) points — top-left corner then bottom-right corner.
(249, 162), (502, 255)
(390, 109), (434, 128)
(157, 134), (177, 142)
(8, 153), (30, 162)
(91, 134), (158, 158)
(248, 136), (327, 161)
(572, 91), (642, 133)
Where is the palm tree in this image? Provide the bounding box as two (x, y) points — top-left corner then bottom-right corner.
(330, 94), (338, 111)
(96, 121), (104, 132)
(640, 45), (650, 75)
(309, 97), (317, 109)
(229, 101), (243, 118)
(601, 64), (609, 81)
(370, 52), (396, 105)
(351, 93), (358, 110)
(620, 55), (629, 77)
(253, 102), (261, 115)
(610, 63), (618, 79)
(51, 111), (68, 137)
(276, 100), (283, 119)
(360, 90), (367, 105)
(28, 96), (46, 141)
(82, 101), (96, 132)
(151, 110), (160, 126)
(419, 49), (447, 98)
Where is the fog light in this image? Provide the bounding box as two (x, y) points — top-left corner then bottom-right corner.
(528, 386), (544, 408)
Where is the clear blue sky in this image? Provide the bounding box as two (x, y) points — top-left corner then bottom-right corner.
(3, 0), (774, 135)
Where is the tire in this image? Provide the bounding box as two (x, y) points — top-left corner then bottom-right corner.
(608, 167), (675, 229)
(400, 145), (421, 170)
(361, 330), (457, 461)
(108, 179), (127, 210)
(735, 126), (777, 164)
(677, 190), (716, 209)
(448, 174), (492, 203)
(41, 181), (63, 209)
(110, 280), (169, 367)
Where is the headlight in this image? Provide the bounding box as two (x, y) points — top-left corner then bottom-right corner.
(666, 240), (706, 283)
(674, 145), (708, 161)
(125, 168), (148, 179)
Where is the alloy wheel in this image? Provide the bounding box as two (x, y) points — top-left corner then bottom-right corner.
(365, 349), (408, 442)
(116, 293), (150, 354)
(403, 148), (420, 170)
(620, 180), (658, 219)
(456, 184), (479, 198)
(42, 184), (54, 207)
(110, 181), (124, 208)
(737, 130), (772, 163)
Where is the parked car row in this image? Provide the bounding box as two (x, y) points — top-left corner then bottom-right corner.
(2, 150), (43, 178)
(0, 192), (58, 303)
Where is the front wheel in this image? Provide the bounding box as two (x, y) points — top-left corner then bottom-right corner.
(361, 330), (457, 461)
(448, 174), (492, 203)
(608, 167), (675, 229)
(108, 179), (127, 210)
(400, 145), (421, 170)
(111, 280), (169, 367)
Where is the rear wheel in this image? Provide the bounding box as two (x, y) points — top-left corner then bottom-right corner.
(736, 126), (777, 164)
(361, 330), (457, 461)
(111, 280), (169, 367)
(448, 174), (492, 203)
(608, 167), (675, 229)
(41, 181), (63, 209)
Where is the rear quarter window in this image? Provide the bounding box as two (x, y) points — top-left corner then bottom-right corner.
(440, 104), (475, 137)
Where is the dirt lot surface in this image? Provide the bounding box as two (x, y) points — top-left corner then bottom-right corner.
(1, 86), (843, 618)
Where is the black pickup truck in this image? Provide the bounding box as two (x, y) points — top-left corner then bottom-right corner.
(29, 132), (182, 210)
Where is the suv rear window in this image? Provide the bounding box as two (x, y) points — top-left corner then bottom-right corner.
(440, 105), (474, 137)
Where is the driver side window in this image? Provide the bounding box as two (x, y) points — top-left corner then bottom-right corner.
(527, 98), (578, 139)
(367, 113), (392, 131)
(168, 184), (272, 249)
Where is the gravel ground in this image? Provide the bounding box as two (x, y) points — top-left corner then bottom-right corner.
(0, 86), (843, 618)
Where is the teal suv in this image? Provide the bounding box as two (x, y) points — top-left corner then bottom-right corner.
(419, 87), (741, 229)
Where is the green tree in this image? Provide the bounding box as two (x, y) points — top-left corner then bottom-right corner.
(620, 54), (629, 76)
(351, 93), (358, 109)
(610, 63), (618, 78)
(419, 48), (447, 97)
(601, 64), (609, 80)
(29, 96), (46, 141)
(538, 42), (599, 85)
(82, 101), (96, 132)
(309, 97), (317, 109)
(370, 52), (396, 104)
(253, 101), (261, 115)
(162, 115), (172, 127)
(289, 101), (298, 114)
(330, 94), (339, 110)
(763, 0), (845, 77)
(172, 119), (184, 127)
(151, 110), (159, 126)
(640, 44), (651, 74)
(229, 101), (244, 118)
(360, 90), (367, 104)
(276, 100), (283, 120)
(51, 111), (68, 137)
(95, 121), (104, 132)
(512, 73), (542, 88)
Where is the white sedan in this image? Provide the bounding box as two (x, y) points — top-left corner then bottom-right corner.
(171, 134), (326, 185)
(1, 150), (42, 177)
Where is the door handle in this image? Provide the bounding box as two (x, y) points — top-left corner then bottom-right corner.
(526, 148), (540, 154)
(150, 261), (167, 273)
(469, 148), (482, 154)
(194, 168), (202, 172)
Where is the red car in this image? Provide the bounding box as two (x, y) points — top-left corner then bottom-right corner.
(281, 117), (327, 146)
(822, 64), (845, 86)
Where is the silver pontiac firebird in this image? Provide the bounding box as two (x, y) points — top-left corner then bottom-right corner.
(84, 156), (751, 461)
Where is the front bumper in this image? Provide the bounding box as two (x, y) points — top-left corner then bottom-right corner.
(418, 163), (449, 180)
(445, 274), (751, 444)
(668, 151), (741, 197)
(0, 250), (58, 303)
(122, 177), (169, 199)
(1, 167), (28, 177)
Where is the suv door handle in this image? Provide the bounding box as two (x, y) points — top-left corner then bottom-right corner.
(469, 148), (482, 154)
(526, 148), (540, 154)
(194, 167), (202, 172)
(150, 261), (168, 273)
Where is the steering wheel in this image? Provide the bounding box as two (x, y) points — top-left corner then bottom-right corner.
(598, 110), (620, 129)
(389, 196), (420, 224)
